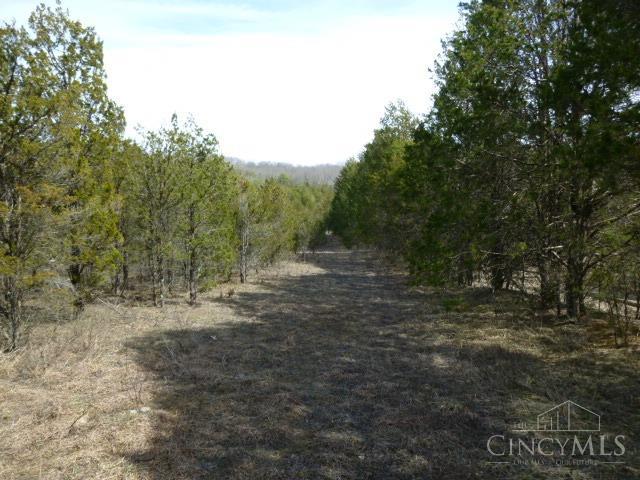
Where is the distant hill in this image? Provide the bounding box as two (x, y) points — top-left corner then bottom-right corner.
(227, 157), (342, 185)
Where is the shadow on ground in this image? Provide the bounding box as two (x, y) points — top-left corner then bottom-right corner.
(126, 249), (639, 479)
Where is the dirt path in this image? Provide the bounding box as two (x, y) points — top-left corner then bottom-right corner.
(127, 248), (499, 478)
(5, 246), (635, 479)
(121, 246), (638, 480)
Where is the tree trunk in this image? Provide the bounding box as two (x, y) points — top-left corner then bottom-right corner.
(121, 251), (129, 295)
(239, 223), (248, 284)
(188, 205), (197, 305)
(68, 245), (85, 314)
(157, 252), (165, 308)
(488, 235), (507, 291)
(565, 177), (590, 320)
(166, 266), (173, 295)
(538, 259), (559, 310)
(240, 257), (247, 283)
(189, 261), (197, 304)
(112, 271), (120, 296)
(490, 263), (505, 291)
(188, 249), (197, 305)
(68, 242), (82, 286)
(150, 250), (158, 307)
(2, 276), (22, 352)
(565, 255), (586, 319)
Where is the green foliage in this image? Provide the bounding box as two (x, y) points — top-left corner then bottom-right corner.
(288, 181), (333, 254)
(327, 159), (360, 248)
(328, 101), (417, 250)
(1, 3), (330, 348)
(4, 0), (640, 351)
(441, 296), (470, 313)
(329, 0), (640, 320)
(0, 3), (127, 346)
(173, 116), (237, 303)
(126, 115), (239, 305)
(236, 174), (332, 282)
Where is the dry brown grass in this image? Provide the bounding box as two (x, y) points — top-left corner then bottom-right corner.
(1, 250), (638, 479)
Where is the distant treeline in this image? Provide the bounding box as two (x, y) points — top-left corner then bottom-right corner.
(329, 1), (640, 339)
(228, 158), (342, 185)
(0, 5), (332, 351)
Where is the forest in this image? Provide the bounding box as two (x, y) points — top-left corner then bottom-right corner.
(1, 1), (640, 479)
(229, 158), (342, 185)
(329, 0), (640, 344)
(0, 4), (332, 351)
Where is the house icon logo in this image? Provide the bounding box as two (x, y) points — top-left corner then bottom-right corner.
(536, 400), (600, 432)
(487, 400), (626, 463)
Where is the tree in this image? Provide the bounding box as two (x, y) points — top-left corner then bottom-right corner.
(1, 2), (343, 349)
(132, 118), (183, 307)
(408, 0), (640, 315)
(235, 175), (329, 282)
(110, 140), (143, 296)
(288, 182), (333, 257)
(0, 4), (125, 348)
(544, 0), (640, 317)
(5, 5), (126, 315)
(236, 178), (289, 283)
(327, 159), (361, 248)
(328, 101), (417, 251)
(175, 117), (237, 304)
(330, 0), (640, 320)
(236, 179), (256, 284)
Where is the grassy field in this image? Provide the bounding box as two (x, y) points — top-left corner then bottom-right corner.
(1, 248), (638, 479)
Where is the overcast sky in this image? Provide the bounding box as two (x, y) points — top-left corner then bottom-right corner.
(2, 1), (459, 165)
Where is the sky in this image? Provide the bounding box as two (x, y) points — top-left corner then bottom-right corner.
(1, 1), (460, 165)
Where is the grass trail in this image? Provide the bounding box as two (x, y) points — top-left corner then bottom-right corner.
(1, 247), (638, 479)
